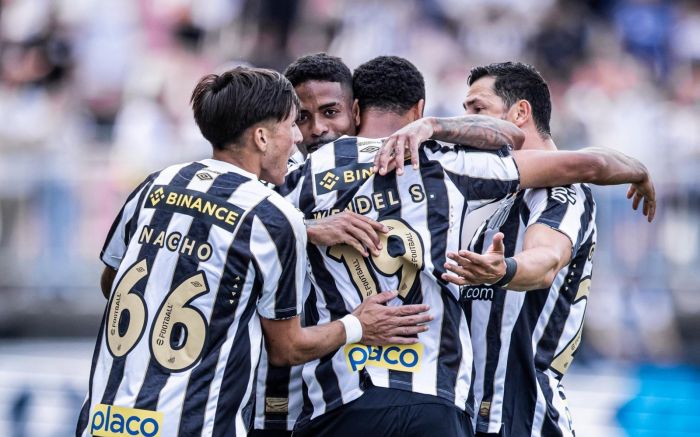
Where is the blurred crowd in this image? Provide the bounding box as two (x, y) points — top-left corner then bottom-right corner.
(1, 0), (699, 365)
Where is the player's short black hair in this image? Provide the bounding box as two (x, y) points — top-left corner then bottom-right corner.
(283, 52), (353, 90)
(190, 67), (299, 150)
(468, 62), (551, 137)
(352, 56), (425, 114)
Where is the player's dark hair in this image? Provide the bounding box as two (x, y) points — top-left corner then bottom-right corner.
(352, 56), (425, 114)
(284, 52), (353, 91)
(468, 62), (551, 137)
(190, 67), (299, 150)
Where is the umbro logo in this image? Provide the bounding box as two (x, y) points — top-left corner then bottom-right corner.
(360, 146), (380, 153)
(149, 187), (165, 205)
(319, 171), (340, 190)
(196, 172), (214, 181)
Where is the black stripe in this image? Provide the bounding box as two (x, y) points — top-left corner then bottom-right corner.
(212, 270), (262, 437)
(277, 165), (304, 197)
(261, 364), (292, 426)
(135, 171), (248, 413)
(100, 162), (204, 407)
(298, 158), (316, 218)
(445, 170), (519, 203)
(304, 246), (345, 411)
(574, 185), (595, 253)
(537, 187), (572, 230)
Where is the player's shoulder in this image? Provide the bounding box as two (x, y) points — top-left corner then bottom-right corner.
(259, 190), (305, 229)
(524, 183), (594, 208)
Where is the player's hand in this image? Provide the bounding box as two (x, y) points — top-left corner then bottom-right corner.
(352, 291), (432, 345)
(442, 232), (507, 286)
(305, 212), (388, 257)
(627, 175), (656, 222)
(373, 117), (434, 176)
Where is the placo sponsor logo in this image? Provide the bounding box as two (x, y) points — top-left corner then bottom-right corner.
(90, 404), (162, 437)
(344, 343), (423, 372)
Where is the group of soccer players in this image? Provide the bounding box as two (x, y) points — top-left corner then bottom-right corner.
(77, 52), (655, 437)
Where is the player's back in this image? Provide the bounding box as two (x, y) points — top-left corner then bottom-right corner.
(77, 158), (305, 437)
(284, 136), (520, 425)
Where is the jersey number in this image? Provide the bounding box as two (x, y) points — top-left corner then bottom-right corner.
(106, 259), (210, 372)
(328, 218), (424, 300)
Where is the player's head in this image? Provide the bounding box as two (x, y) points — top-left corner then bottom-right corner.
(353, 55), (425, 120)
(465, 62), (551, 141)
(191, 67), (302, 185)
(284, 53), (359, 156)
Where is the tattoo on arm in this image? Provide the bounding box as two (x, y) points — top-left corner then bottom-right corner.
(431, 116), (521, 149)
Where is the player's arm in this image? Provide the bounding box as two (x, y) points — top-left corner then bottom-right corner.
(100, 267), (117, 299)
(261, 291), (432, 366)
(442, 228), (571, 291)
(514, 148), (656, 221)
(374, 115), (524, 174)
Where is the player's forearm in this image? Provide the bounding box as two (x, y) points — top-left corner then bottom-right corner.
(270, 321), (346, 366)
(426, 115), (525, 149)
(507, 248), (564, 291)
(580, 147), (649, 185)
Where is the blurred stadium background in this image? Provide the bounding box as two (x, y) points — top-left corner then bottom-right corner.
(0, 0), (699, 435)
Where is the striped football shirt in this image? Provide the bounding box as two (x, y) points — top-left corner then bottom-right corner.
(278, 136), (521, 427)
(76, 158), (305, 437)
(463, 185), (596, 437)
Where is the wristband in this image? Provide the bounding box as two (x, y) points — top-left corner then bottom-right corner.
(339, 314), (363, 344)
(491, 257), (518, 288)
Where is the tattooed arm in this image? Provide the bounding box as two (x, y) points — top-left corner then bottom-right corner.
(373, 115), (524, 175)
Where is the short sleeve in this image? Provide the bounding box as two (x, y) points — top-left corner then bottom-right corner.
(100, 174), (157, 270)
(524, 185), (594, 254)
(251, 197), (306, 320)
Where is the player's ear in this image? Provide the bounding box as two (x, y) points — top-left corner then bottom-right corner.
(352, 98), (360, 127)
(252, 125), (269, 153)
(509, 99), (531, 128)
(415, 99), (425, 119)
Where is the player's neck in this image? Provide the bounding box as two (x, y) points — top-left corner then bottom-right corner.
(212, 147), (261, 179)
(519, 128), (557, 151)
(357, 109), (410, 138)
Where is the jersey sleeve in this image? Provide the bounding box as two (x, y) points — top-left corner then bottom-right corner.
(524, 185), (595, 254)
(100, 173), (157, 270)
(431, 143), (520, 211)
(251, 198), (306, 320)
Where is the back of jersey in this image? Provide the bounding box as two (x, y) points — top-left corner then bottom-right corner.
(77, 158), (305, 437)
(283, 136), (520, 425)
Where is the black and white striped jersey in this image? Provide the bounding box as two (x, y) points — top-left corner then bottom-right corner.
(463, 185), (596, 437)
(278, 136), (520, 426)
(76, 158), (306, 437)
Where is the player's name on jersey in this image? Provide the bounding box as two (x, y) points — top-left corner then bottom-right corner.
(145, 185), (245, 232)
(311, 184), (427, 220)
(138, 225), (212, 262)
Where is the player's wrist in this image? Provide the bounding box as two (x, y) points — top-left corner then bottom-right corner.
(489, 257), (517, 288)
(339, 314), (363, 344)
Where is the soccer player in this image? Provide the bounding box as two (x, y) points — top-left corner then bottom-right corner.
(76, 67), (432, 437)
(377, 61), (655, 437)
(285, 56), (654, 437)
(440, 62), (653, 437)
